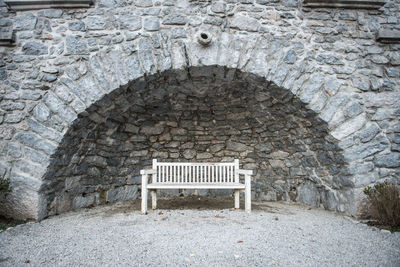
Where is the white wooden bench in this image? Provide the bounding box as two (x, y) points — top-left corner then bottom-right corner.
(140, 159), (253, 214)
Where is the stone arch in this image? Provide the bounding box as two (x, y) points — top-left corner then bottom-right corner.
(5, 32), (376, 220)
(43, 65), (351, 218)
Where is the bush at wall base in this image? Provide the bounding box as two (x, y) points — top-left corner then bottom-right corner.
(364, 181), (400, 228)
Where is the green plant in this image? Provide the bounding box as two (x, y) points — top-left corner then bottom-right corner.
(364, 181), (400, 227)
(0, 178), (11, 193)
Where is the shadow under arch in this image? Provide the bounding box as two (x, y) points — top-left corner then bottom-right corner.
(41, 66), (351, 217)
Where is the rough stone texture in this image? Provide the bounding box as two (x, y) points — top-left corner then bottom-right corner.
(0, 0), (399, 220)
(43, 68), (348, 217)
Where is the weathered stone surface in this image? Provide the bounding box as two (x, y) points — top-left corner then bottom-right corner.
(0, 101), (25, 111)
(66, 36), (88, 55)
(299, 73), (324, 104)
(22, 42), (48, 55)
(27, 119), (62, 142)
(230, 15), (260, 32)
(1, 1), (399, 221)
(119, 15), (141, 30)
(106, 185), (138, 203)
(359, 123), (380, 143)
(86, 16), (107, 30)
(72, 194), (95, 210)
(69, 21), (85, 31)
(98, 0), (126, 7)
(183, 149), (196, 159)
(324, 77), (341, 96)
(162, 14), (186, 25)
(331, 113), (366, 140)
(197, 152), (212, 159)
(375, 153), (400, 168)
(296, 183), (319, 207)
(343, 138), (388, 162)
(141, 124), (164, 135)
(144, 17), (160, 31)
(226, 141), (252, 152)
(283, 50), (296, 64)
(345, 102), (363, 118)
(211, 2), (226, 13)
(43, 9), (63, 18)
(15, 132), (56, 155)
(13, 13), (37, 30)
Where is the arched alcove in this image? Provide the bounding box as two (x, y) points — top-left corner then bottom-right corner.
(42, 66), (349, 216)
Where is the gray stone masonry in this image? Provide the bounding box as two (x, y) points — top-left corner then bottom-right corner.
(0, 0), (399, 220)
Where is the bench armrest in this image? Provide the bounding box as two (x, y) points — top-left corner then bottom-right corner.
(140, 169), (157, 175)
(238, 169), (253, 176)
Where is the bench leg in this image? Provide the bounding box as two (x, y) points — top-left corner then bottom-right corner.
(141, 174), (148, 214)
(234, 190), (240, 209)
(151, 190), (157, 210)
(245, 175), (251, 212)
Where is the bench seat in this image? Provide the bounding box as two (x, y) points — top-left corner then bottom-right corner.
(147, 183), (246, 190)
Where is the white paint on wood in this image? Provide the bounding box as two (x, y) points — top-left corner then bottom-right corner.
(140, 159), (253, 214)
(234, 190), (240, 209)
(151, 190), (157, 210)
(245, 174), (251, 212)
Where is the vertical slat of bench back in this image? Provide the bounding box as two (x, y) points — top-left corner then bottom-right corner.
(152, 159), (157, 183)
(234, 159), (239, 183)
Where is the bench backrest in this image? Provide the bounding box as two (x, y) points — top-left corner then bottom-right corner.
(151, 159), (240, 184)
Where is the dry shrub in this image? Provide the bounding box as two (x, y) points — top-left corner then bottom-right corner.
(364, 181), (400, 227)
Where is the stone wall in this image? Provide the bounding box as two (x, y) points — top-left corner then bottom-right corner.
(44, 67), (348, 216)
(0, 0), (399, 220)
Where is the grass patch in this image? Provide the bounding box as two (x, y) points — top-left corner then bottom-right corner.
(389, 226), (400, 233)
(0, 216), (25, 231)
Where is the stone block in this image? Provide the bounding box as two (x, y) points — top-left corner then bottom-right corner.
(72, 194), (95, 210)
(141, 124), (164, 135)
(66, 36), (88, 55)
(183, 149), (196, 159)
(375, 153), (400, 168)
(354, 172), (378, 187)
(359, 123), (380, 143)
(27, 119), (62, 142)
(299, 73), (324, 104)
(296, 183), (319, 207)
(331, 113), (366, 140)
(106, 185), (138, 203)
(226, 141), (252, 152)
(86, 16), (107, 30)
(144, 17), (160, 31)
(162, 14), (186, 25)
(69, 21), (85, 31)
(320, 189), (338, 210)
(197, 152), (212, 160)
(13, 13), (37, 30)
(230, 15), (260, 32)
(270, 151), (290, 159)
(22, 41), (48, 55)
(283, 50), (297, 64)
(15, 132), (56, 155)
(43, 9), (63, 18)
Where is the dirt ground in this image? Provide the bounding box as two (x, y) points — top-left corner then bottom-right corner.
(100, 195), (295, 217)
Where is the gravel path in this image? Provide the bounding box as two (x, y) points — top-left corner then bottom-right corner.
(1, 198), (399, 266)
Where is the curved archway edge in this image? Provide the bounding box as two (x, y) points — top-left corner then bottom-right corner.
(3, 33), (378, 220)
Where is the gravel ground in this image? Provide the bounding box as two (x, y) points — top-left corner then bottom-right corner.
(1, 197), (399, 267)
